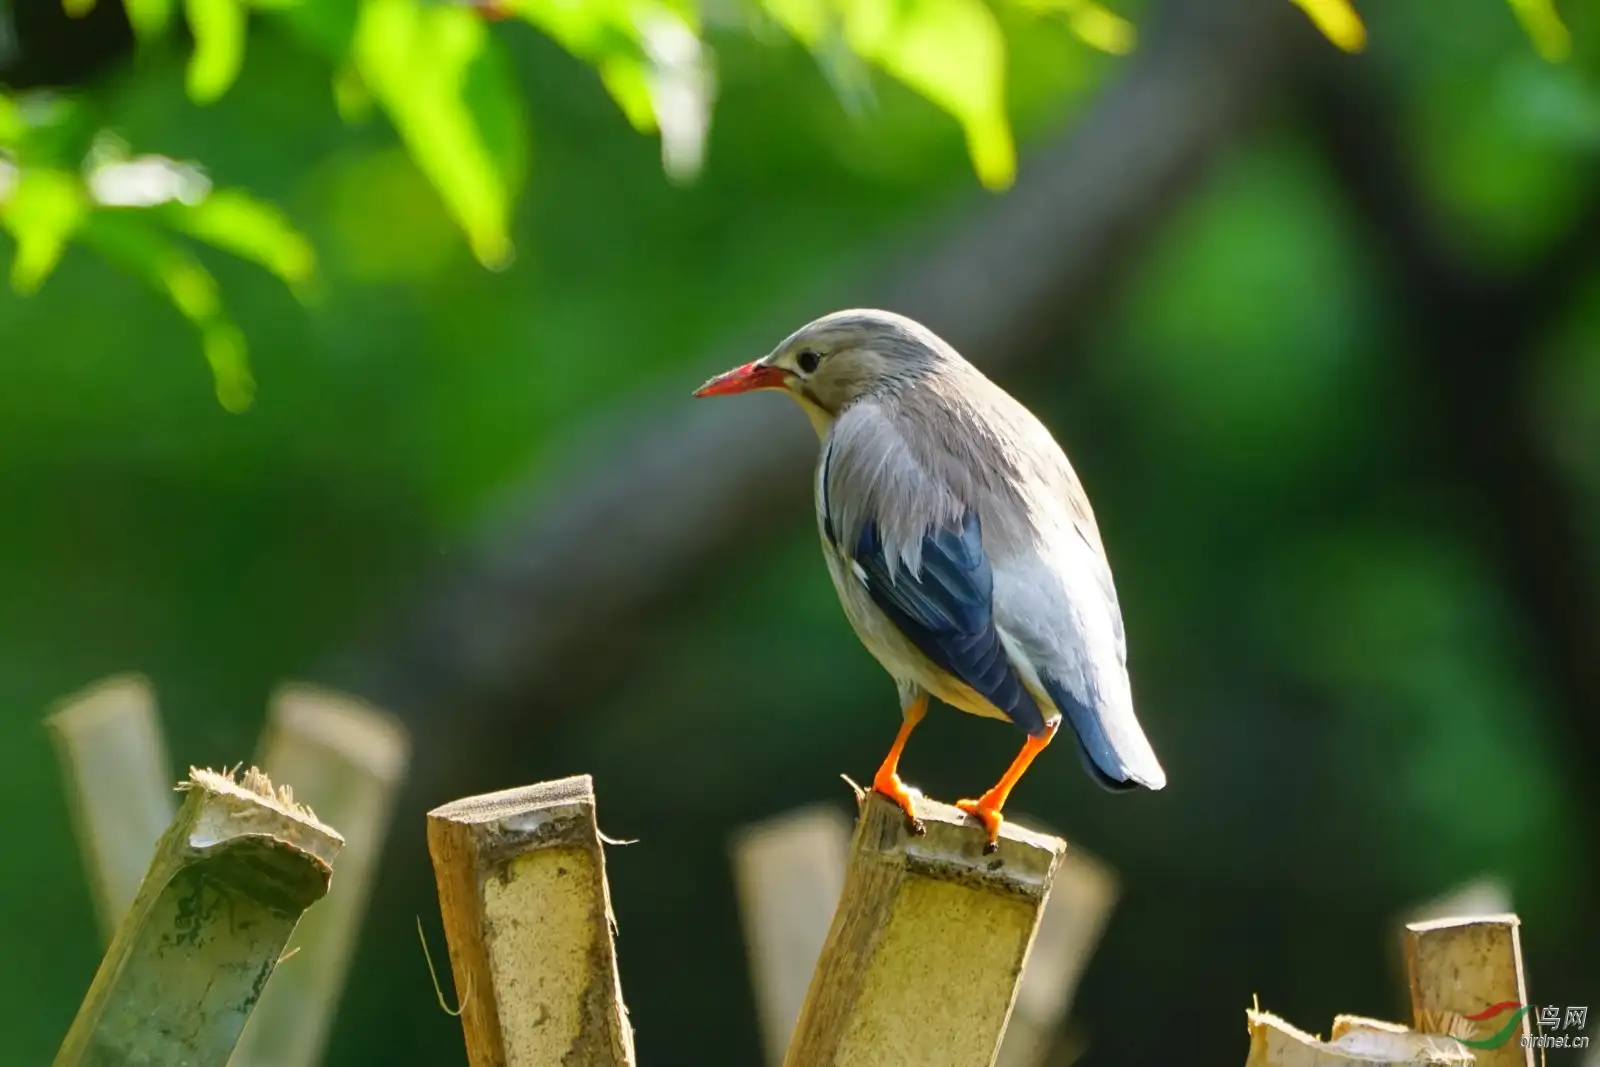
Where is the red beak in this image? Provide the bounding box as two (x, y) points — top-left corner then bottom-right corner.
(692, 361), (790, 398)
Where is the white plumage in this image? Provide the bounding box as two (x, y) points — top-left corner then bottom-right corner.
(694, 308), (1165, 843)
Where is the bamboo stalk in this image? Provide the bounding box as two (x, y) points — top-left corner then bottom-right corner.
(782, 791), (1067, 1067)
(44, 674), (174, 938)
(427, 774), (635, 1067)
(1245, 1009), (1472, 1066)
(732, 804), (854, 1066)
(1404, 914), (1534, 1067)
(53, 767), (343, 1067)
(232, 684), (411, 1067)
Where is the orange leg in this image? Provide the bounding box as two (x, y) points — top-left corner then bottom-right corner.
(957, 722), (1059, 852)
(872, 693), (928, 835)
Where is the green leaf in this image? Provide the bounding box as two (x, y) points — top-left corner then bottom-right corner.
(1288, 0), (1366, 53)
(1507, 0), (1571, 62)
(598, 54), (659, 133)
(78, 210), (256, 411)
(761, 0), (826, 41)
(766, 0), (1016, 189)
(514, 0), (713, 180)
(1014, 0), (1137, 55)
(185, 0), (249, 103)
(158, 188), (317, 294)
(349, 0), (515, 267)
(0, 167), (89, 293)
(198, 319), (253, 413)
(61, 0), (99, 17)
(124, 0), (177, 40)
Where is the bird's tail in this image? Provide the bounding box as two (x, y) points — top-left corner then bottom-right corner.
(1042, 673), (1166, 792)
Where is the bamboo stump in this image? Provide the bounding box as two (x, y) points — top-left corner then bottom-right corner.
(1245, 1010), (1473, 1066)
(52, 767), (342, 1067)
(427, 774), (635, 1067)
(234, 684), (411, 1067)
(44, 674), (175, 938)
(782, 791), (1067, 1067)
(1405, 915), (1534, 1067)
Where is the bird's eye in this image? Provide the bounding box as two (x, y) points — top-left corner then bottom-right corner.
(796, 349), (821, 374)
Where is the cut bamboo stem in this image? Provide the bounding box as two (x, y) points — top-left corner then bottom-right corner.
(735, 805), (1115, 1067)
(781, 791), (1067, 1067)
(732, 804), (854, 1067)
(232, 684), (411, 1067)
(53, 767), (342, 1067)
(44, 674), (174, 939)
(1245, 1009), (1472, 1066)
(1404, 914), (1534, 1067)
(427, 774), (635, 1067)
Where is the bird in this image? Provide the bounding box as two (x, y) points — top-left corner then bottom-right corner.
(691, 308), (1165, 849)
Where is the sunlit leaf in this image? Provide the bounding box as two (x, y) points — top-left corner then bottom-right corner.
(514, 0), (713, 181)
(185, 0), (249, 103)
(761, 0), (826, 40)
(0, 167), (89, 293)
(767, 0), (1015, 189)
(124, 0), (177, 40)
(350, 0), (514, 267)
(1064, 3), (1134, 54)
(598, 55), (658, 132)
(160, 188), (317, 293)
(1507, 0), (1571, 62)
(78, 209), (255, 411)
(1289, 0), (1366, 53)
(61, 0), (98, 17)
(1014, 0), (1136, 55)
(198, 319), (253, 413)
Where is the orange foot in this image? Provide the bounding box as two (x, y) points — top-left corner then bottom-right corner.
(955, 792), (1005, 853)
(873, 767), (926, 836)
(958, 724), (1058, 854)
(871, 694), (929, 836)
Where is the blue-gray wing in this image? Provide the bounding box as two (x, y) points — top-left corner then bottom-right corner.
(847, 510), (1050, 737)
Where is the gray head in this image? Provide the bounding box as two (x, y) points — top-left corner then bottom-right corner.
(692, 309), (962, 431)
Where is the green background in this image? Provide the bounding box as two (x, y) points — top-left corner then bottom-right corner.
(3, 0), (1598, 1064)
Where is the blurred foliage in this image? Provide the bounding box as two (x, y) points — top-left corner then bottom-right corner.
(1291, 0), (1571, 60)
(0, 0), (1597, 1064)
(0, 0), (1138, 407)
(0, 0), (1568, 412)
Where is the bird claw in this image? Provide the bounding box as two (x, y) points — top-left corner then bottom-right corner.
(955, 797), (1004, 852)
(872, 771), (924, 837)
